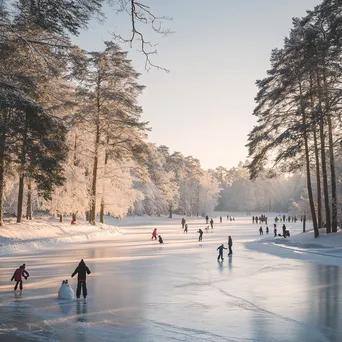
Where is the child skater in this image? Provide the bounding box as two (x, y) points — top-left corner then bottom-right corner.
(11, 264), (29, 292)
(217, 244), (227, 261)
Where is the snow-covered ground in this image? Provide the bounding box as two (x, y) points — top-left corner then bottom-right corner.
(0, 216), (120, 255)
(1, 214), (342, 341)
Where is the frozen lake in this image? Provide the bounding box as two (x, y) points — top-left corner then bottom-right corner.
(0, 215), (341, 341)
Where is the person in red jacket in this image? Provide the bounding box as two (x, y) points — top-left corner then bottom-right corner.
(71, 259), (91, 301)
(151, 228), (158, 240)
(11, 264), (29, 292)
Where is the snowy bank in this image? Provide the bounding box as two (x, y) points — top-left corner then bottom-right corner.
(0, 216), (120, 255)
(246, 227), (342, 266)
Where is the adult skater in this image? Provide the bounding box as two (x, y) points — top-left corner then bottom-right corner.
(184, 223), (188, 233)
(151, 228), (158, 240)
(217, 244), (227, 261)
(228, 236), (233, 256)
(11, 264), (29, 292)
(205, 215), (209, 224)
(266, 226), (269, 234)
(220, 216), (222, 223)
(259, 227), (263, 235)
(274, 226), (277, 237)
(282, 224), (287, 237)
(256, 216), (259, 224)
(198, 229), (203, 241)
(181, 217), (186, 229)
(158, 235), (164, 244)
(71, 259), (91, 301)
(252, 216), (255, 224)
(227, 215), (229, 220)
(210, 218), (214, 229)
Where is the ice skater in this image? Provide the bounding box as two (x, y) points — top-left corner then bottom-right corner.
(282, 224), (286, 237)
(71, 259), (91, 301)
(158, 235), (164, 244)
(184, 223), (188, 233)
(274, 225), (277, 237)
(198, 229), (203, 241)
(11, 264), (29, 292)
(205, 215), (209, 224)
(217, 244), (227, 261)
(228, 236), (233, 256)
(151, 228), (158, 240)
(220, 216), (222, 223)
(181, 217), (186, 229)
(266, 226), (269, 234)
(259, 226), (263, 235)
(210, 218), (214, 229)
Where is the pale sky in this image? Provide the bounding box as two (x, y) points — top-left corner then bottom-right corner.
(73, 0), (322, 170)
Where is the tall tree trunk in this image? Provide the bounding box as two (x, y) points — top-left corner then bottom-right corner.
(300, 82), (319, 237)
(100, 137), (110, 224)
(318, 110), (331, 233)
(0, 129), (6, 226)
(17, 176), (24, 223)
(17, 113), (28, 223)
(90, 124), (100, 225)
(169, 203), (173, 218)
(310, 76), (322, 228)
(26, 181), (32, 220)
(73, 133), (78, 166)
(323, 72), (337, 233)
(100, 199), (105, 224)
(315, 67), (331, 233)
(313, 127), (322, 227)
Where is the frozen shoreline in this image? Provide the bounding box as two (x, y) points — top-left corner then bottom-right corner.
(0, 216), (120, 255)
(246, 227), (342, 266)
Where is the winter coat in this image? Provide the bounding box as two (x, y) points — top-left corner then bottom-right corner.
(217, 245), (227, 254)
(71, 260), (91, 281)
(228, 237), (232, 246)
(152, 229), (158, 237)
(11, 266), (29, 281)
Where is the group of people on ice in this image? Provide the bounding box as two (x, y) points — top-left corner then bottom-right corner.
(258, 223), (290, 238)
(252, 215), (268, 225)
(11, 259), (91, 301)
(275, 215), (301, 223)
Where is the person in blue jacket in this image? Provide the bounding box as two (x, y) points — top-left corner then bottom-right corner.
(217, 244), (227, 261)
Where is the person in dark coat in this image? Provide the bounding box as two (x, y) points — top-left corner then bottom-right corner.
(220, 216), (222, 223)
(210, 218), (214, 229)
(259, 226), (263, 235)
(205, 215), (209, 224)
(217, 244), (227, 261)
(228, 236), (233, 256)
(282, 224), (286, 237)
(181, 217), (186, 229)
(198, 229), (203, 241)
(184, 223), (188, 233)
(71, 259), (91, 300)
(158, 235), (164, 244)
(266, 226), (269, 234)
(11, 264), (29, 292)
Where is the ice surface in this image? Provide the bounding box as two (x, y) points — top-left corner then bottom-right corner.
(0, 214), (342, 341)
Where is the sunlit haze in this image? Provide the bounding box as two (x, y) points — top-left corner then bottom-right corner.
(73, 0), (322, 169)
